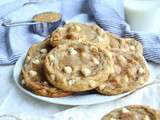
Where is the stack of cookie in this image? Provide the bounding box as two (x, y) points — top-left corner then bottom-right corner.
(21, 23), (149, 97)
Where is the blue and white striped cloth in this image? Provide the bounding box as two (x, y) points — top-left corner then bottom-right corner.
(89, 0), (160, 64)
(0, 0), (160, 64)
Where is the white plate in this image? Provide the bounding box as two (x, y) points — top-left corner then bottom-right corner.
(13, 53), (132, 106)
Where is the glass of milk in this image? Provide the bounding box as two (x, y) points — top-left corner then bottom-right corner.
(124, 0), (160, 33)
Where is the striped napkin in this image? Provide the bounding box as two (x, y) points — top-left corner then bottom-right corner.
(0, 0), (160, 64)
(89, 0), (160, 64)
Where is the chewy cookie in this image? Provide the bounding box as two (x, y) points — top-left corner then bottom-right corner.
(50, 22), (143, 55)
(106, 32), (143, 55)
(21, 39), (72, 97)
(49, 22), (110, 47)
(96, 49), (149, 95)
(44, 41), (113, 92)
(101, 105), (160, 120)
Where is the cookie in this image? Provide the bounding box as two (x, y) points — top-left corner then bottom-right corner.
(49, 22), (110, 47)
(21, 39), (72, 97)
(96, 49), (149, 95)
(50, 22), (143, 54)
(106, 32), (143, 54)
(101, 105), (160, 120)
(44, 41), (113, 92)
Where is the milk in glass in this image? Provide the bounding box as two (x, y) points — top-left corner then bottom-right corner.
(125, 0), (160, 33)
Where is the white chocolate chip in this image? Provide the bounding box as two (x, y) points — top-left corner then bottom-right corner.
(64, 66), (72, 74)
(89, 80), (96, 87)
(138, 68), (145, 74)
(108, 52), (112, 58)
(29, 70), (37, 77)
(143, 115), (150, 120)
(26, 56), (31, 62)
(110, 67), (115, 74)
(50, 74), (56, 81)
(68, 47), (77, 55)
(96, 27), (104, 36)
(121, 48), (126, 52)
(130, 46), (135, 51)
(49, 55), (55, 62)
(138, 78), (145, 84)
(81, 67), (91, 77)
(81, 52), (87, 58)
(110, 118), (116, 120)
(124, 75), (129, 83)
(118, 55), (127, 65)
(43, 81), (48, 85)
(92, 57), (99, 65)
(114, 65), (121, 74)
(21, 79), (25, 85)
(95, 36), (104, 42)
(121, 108), (130, 113)
(68, 79), (76, 86)
(40, 48), (47, 54)
(99, 84), (106, 90)
(32, 59), (40, 65)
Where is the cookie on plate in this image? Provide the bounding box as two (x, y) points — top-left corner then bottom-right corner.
(106, 32), (143, 54)
(44, 41), (113, 92)
(21, 39), (72, 97)
(50, 22), (143, 54)
(101, 105), (160, 120)
(96, 49), (149, 95)
(49, 22), (110, 47)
